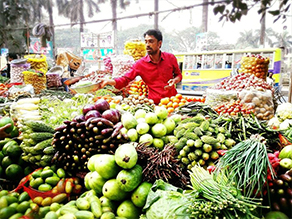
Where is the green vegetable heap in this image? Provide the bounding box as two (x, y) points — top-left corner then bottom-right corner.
(174, 114), (236, 170)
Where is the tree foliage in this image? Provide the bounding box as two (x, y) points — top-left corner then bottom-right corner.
(212, 0), (291, 23)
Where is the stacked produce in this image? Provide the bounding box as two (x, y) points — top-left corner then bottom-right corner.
(19, 121), (55, 167)
(51, 100), (128, 173)
(0, 138), (31, 182)
(261, 148), (292, 217)
(136, 142), (189, 189)
(82, 70), (112, 84)
(43, 143), (152, 218)
(187, 165), (265, 218)
(120, 106), (179, 150)
(239, 54), (270, 80)
(0, 190), (34, 219)
(23, 70), (47, 94)
(10, 61), (30, 83)
(174, 114), (236, 170)
(38, 94), (93, 128)
(103, 56), (113, 74)
(268, 102), (292, 130)
(159, 94), (204, 114)
(211, 73), (272, 91)
(1, 81), (292, 219)
(123, 39), (146, 61)
(0, 116), (19, 138)
(111, 55), (135, 77)
(18, 166), (82, 207)
(206, 73), (274, 120)
(127, 79), (149, 96)
(24, 54), (48, 71)
(119, 94), (154, 111)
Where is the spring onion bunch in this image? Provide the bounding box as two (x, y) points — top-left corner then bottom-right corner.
(187, 165), (265, 219)
(215, 134), (275, 197)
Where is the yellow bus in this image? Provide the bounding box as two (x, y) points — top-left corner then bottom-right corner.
(175, 48), (282, 96)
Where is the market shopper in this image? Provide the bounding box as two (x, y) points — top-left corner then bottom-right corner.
(6, 53), (18, 78)
(99, 29), (182, 104)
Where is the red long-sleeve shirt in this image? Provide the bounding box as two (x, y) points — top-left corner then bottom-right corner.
(114, 52), (182, 104)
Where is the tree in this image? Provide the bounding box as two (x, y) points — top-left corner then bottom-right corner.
(235, 30), (259, 49)
(0, 0), (40, 52)
(212, 0), (291, 23)
(110, 0), (130, 53)
(58, 0), (105, 33)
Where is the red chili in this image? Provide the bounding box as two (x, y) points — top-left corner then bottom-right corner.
(217, 150), (227, 156)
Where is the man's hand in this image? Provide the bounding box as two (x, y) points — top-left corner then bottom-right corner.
(0, 124), (11, 139)
(164, 79), (175, 90)
(99, 79), (116, 89)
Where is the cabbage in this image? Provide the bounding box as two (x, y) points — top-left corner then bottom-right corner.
(279, 119), (292, 130)
(143, 180), (191, 219)
(276, 102), (292, 121)
(268, 116), (281, 129)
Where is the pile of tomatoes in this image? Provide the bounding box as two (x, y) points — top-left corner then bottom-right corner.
(127, 79), (148, 96)
(214, 99), (255, 116)
(158, 94), (205, 114)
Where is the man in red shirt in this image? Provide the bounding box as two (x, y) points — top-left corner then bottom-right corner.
(99, 29), (182, 104)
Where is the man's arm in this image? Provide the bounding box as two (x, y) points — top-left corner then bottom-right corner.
(99, 63), (139, 89)
(164, 54), (182, 90)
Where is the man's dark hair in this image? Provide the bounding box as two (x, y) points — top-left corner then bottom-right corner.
(144, 29), (163, 42)
(8, 53), (17, 59)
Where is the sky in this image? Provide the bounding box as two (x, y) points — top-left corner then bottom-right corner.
(53, 0), (292, 45)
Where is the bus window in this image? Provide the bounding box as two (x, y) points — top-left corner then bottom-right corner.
(225, 53), (233, 68)
(184, 56), (188, 69)
(204, 54), (214, 69)
(234, 53), (243, 69)
(197, 55), (202, 69)
(192, 55), (197, 69)
(215, 54), (223, 69)
(185, 55), (194, 69)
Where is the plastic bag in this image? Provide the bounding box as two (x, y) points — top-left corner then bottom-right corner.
(239, 55), (269, 80)
(24, 54), (48, 71)
(23, 70), (47, 94)
(238, 88), (274, 120)
(204, 88), (238, 107)
(10, 62), (30, 83)
(8, 84), (35, 99)
(123, 39), (146, 61)
(111, 55), (135, 78)
(46, 73), (62, 88)
(13, 168), (82, 206)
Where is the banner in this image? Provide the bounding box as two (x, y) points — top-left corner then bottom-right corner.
(29, 37), (53, 59)
(82, 48), (114, 62)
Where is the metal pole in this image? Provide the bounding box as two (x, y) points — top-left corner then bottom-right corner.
(154, 0), (159, 29)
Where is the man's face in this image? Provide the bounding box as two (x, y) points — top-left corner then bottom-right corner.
(145, 34), (161, 55)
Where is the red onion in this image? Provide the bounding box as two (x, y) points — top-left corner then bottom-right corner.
(102, 109), (121, 124)
(85, 110), (101, 121)
(94, 99), (110, 113)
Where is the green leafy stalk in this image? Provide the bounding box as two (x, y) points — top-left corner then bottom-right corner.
(215, 134), (275, 197)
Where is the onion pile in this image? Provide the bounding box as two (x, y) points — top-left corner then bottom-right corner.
(212, 73), (273, 92)
(51, 99), (128, 173)
(103, 56), (113, 74)
(240, 54), (269, 80)
(120, 94), (154, 107)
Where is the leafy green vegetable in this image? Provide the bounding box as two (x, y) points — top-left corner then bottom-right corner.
(39, 93), (94, 128)
(143, 180), (191, 219)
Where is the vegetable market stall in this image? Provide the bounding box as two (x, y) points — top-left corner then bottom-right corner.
(0, 53), (291, 219)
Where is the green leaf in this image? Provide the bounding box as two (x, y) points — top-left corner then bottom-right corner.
(268, 10), (280, 15)
(213, 5), (225, 15)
